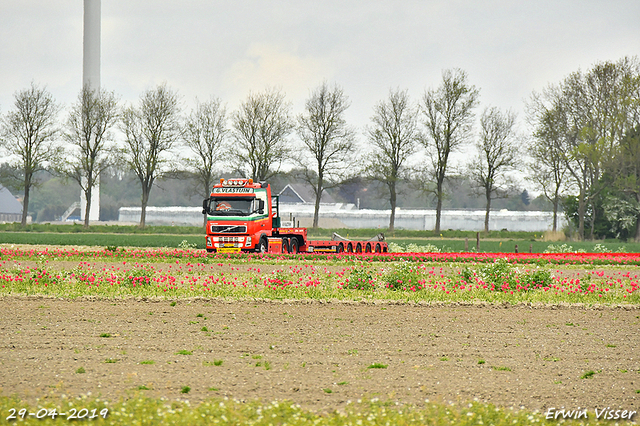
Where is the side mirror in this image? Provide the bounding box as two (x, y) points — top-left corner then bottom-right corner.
(258, 199), (265, 214)
(202, 198), (209, 215)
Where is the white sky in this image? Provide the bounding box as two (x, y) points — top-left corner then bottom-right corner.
(1, 0), (639, 167)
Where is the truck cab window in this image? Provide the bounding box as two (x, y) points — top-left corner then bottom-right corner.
(209, 197), (266, 217)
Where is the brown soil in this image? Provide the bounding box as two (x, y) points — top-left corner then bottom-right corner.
(1, 297), (639, 413)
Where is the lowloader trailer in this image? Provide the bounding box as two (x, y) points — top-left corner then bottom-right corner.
(202, 178), (388, 254)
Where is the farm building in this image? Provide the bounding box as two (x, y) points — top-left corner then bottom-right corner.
(278, 183), (336, 204)
(0, 185), (23, 222)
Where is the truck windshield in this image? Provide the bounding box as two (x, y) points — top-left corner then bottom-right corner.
(209, 197), (259, 216)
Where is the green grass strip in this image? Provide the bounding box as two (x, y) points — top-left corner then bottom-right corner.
(0, 233), (203, 249)
(0, 395), (615, 425)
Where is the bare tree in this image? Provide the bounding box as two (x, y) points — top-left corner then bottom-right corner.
(366, 88), (420, 231)
(182, 97), (228, 226)
(232, 88), (293, 181)
(470, 107), (519, 232)
(0, 82), (61, 225)
(121, 83), (181, 228)
(64, 85), (119, 227)
(526, 92), (569, 232)
(421, 68), (479, 232)
(297, 82), (356, 228)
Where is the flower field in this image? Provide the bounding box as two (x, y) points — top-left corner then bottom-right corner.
(1, 246), (639, 304)
(2, 245), (639, 426)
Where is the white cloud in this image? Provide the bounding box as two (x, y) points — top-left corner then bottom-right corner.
(224, 43), (335, 104)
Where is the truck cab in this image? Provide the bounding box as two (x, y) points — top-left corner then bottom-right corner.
(203, 178), (275, 253)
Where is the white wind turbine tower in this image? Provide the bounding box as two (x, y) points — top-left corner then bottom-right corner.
(80, 0), (101, 222)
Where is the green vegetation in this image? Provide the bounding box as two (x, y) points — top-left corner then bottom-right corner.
(307, 228), (539, 240)
(3, 223), (640, 252)
(0, 232), (203, 249)
(492, 366), (512, 371)
(387, 239), (638, 254)
(0, 223), (202, 234)
(367, 363), (388, 369)
(0, 395), (622, 425)
(581, 370), (596, 379)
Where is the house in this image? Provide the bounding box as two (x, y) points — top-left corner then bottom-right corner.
(0, 185), (23, 222)
(278, 183), (336, 204)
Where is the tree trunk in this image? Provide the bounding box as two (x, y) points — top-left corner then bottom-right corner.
(484, 186), (491, 233)
(589, 201), (596, 240)
(140, 188), (149, 229)
(312, 175), (323, 229)
(635, 193), (640, 242)
(21, 173), (31, 226)
(203, 181), (210, 229)
(388, 183), (396, 232)
(84, 185), (92, 229)
(552, 190), (559, 232)
(577, 190), (585, 241)
(434, 176), (444, 232)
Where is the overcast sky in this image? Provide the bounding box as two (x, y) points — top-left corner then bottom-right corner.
(1, 0), (639, 156)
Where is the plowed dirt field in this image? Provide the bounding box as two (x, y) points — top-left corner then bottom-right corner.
(1, 297), (638, 413)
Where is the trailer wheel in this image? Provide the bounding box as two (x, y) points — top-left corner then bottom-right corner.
(375, 243), (381, 253)
(290, 238), (299, 254)
(337, 243), (344, 253)
(356, 243), (362, 253)
(257, 238), (268, 253)
(347, 243), (353, 253)
(365, 243), (372, 253)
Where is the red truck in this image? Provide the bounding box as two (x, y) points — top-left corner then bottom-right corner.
(202, 178), (388, 254)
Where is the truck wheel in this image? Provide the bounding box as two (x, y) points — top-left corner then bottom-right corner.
(257, 238), (268, 253)
(290, 238), (299, 254)
(206, 248), (214, 253)
(282, 237), (290, 253)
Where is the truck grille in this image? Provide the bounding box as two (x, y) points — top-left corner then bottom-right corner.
(210, 225), (247, 233)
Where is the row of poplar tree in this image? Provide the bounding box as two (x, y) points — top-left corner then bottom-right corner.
(1, 57), (639, 239)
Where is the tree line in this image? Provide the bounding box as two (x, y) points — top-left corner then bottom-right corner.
(1, 58), (639, 239)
